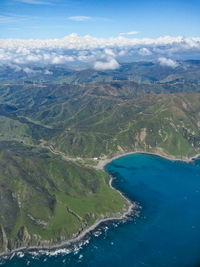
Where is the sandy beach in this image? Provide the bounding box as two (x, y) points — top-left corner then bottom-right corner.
(96, 150), (200, 170)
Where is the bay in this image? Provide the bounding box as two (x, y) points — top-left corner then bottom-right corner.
(1, 153), (200, 267)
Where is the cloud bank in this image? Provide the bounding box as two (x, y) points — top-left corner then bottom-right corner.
(0, 34), (200, 71)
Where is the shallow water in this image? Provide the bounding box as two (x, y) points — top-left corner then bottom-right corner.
(1, 153), (200, 267)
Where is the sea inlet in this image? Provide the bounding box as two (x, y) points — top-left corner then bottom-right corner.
(1, 153), (200, 267)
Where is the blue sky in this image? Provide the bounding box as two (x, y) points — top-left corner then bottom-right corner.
(0, 0), (200, 39)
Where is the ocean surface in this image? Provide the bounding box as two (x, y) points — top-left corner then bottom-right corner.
(1, 153), (200, 267)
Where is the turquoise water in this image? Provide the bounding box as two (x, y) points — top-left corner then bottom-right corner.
(1, 153), (200, 267)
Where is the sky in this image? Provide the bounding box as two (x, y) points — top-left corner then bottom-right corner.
(0, 0), (200, 39)
(0, 0), (200, 71)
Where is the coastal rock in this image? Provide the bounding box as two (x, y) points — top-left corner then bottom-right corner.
(0, 225), (8, 253)
(13, 226), (31, 249)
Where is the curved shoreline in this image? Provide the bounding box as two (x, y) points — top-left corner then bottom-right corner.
(1, 150), (199, 258)
(96, 150), (200, 170)
(0, 175), (138, 258)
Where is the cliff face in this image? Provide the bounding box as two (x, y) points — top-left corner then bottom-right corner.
(0, 226), (8, 253)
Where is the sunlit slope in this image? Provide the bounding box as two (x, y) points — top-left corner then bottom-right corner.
(0, 81), (200, 158)
(0, 142), (127, 253)
(49, 93), (200, 158)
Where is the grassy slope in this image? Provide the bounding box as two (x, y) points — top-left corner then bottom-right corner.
(0, 63), (200, 253)
(0, 81), (200, 158)
(0, 142), (127, 253)
(49, 93), (200, 158)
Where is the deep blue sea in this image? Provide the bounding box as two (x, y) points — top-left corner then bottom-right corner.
(1, 153), (200, 267)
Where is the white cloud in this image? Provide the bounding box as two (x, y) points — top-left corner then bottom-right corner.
(1, 34), (199, 51)
(51, 55), (74, 64)
(68, 16), (92, 22)
(118, 50), (126, 56)
(0, 34), (199, 70)
(44, 70), (53, 75)
(158, 57), (179, 68)
(23, 67), (37, 74)
(94, 58), (120, 71)
(127, 31), (139, 35)
(120, 31), (139, 36)
(17, 0), (52, 5)
(138, 48), (152, 56)
(104, 48), (116, 57)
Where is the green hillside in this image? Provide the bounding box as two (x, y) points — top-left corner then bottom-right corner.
(0, 61), (200, 253)
(0, 80), (199, 159)
(0, 142), (127, 253)
(50, 93), (200, 159)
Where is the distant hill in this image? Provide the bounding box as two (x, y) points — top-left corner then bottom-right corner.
(1, 60), (200, 86)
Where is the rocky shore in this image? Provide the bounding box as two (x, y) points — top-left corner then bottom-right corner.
(1, 149), (199, 258)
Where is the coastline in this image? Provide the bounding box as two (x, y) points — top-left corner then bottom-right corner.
(0, 175), (137, 258)
(96, 150), (200, 170)
(1, 149), (199, 258)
